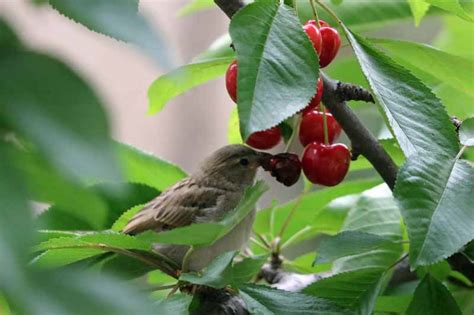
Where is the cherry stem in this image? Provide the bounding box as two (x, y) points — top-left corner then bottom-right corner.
(309, 0), (320, 27)
(275, 185), (311, 253)
(320, 102), (329, 145)
(314, 0), (342, 25)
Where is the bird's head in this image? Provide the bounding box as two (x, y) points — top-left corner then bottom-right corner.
(196, 144), (271, 187)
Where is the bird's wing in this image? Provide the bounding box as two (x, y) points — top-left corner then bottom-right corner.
(122, 177), (222, 235)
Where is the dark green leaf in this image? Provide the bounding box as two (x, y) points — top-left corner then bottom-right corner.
(155, 294), (193, 315)
(394, 153), (474, 267)
(240, 284), (351, 315)
(374, 295), (412, 313)
(32, 248), (105, 268)
(111, 204), (145, 231)
(314, 231), (395, 264)
(145, 181), (268, 246)
(406, 274), (462, 315)
(344, 27), (459, 157)
(148, 57), (234, 114)
(305, 185), (402, 315)
(460, 117), (474, 146)
(49, 0), (172, 66)
(0, 51), (121, 181)
(232, 255), (268, 286)
(229, 0), (319, 139)
(0, 18), (21, 49)
(180, 251), (235, 288)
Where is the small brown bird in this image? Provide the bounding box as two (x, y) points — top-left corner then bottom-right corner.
(123, 144), (271, 271)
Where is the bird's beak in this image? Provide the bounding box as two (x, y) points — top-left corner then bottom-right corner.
(256, 151), (273, 168)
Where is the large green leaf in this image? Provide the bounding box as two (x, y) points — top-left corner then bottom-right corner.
(49, 0), (171, 66)
(345, 27), (459, 158)
(373, 38), (474, 117)
(148, 57), (233, 114)
(229, 0), (318, 140)
(116, 142), (186, 191)
(155, 294), (192, 315)
(239, 284), (351, 315)
(0, 51), (120, 181)
(180, 251), (267, 288)
(306, 185), (403, 315)
(314, 231), (396, 264)
(144, 181), (268, 246)
(254, 179), (380, 243)
(406, 274), (462, 315)
(435, 14), (474, 60)
(460, 117), (474, 146)
(227, 107), (243, 144)
(32, 248), (105, 269)
(394, 153), (474, 267)
(180, 251), (235, 288)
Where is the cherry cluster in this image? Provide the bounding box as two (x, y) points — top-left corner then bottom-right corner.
(226, 20), (350, 187)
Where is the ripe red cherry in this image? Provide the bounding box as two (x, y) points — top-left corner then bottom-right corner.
(303, 22), (322, 55)
(302, 142), (350, 186)
(302, 77), (324, 115)
(261, 153), (301, 186)
(225, 60), (238, 102)
(246, 127), (281, 150)
(299, 110), (342, 146)
(319, 26), (341, 68)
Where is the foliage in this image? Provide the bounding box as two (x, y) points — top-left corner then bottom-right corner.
(0, 0), (473, 314)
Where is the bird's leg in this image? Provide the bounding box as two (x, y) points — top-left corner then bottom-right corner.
(181, 246), (195, 273)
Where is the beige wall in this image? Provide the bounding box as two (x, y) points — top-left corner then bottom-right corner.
(0, 0), (234, 173)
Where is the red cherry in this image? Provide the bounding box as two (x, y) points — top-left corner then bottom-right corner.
(246, 127), (281, 150)
(302, 142), (350, 186)
(302, 77), (324, 115)
(225, 60), (238, 102)
(319, 27), (341, 68)
(303, 22), (322, 55)
(262, 153), (302, 186)
(299, 110), (342, 146)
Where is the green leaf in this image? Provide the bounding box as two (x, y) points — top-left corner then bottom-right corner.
(231, 255), (268, 286)
(373, 39), (474, 112)
(254, 179), (380, 243)
(229, 0), (319, 140)
(406, 274), (462, 315)
(148, 57), (234, 114)
(14, 149), (109, 230)
(344, 27), (459, 158)
(145, 181), (268, 246)
(460, 117), (474, 146)
(0, 51), (121, 181)
(303, 268), (387, 311)
(117, 142), (187, 191)
(394, 153), (474, 267)
(435, 14), (474, 60)
(34, 231), (152, 252)
(239, 284), (351, 315)
(193, 33), (235, 62)
(49, 0), (172, 67)
(305, 185), (403, 314)
(178, 0), (214, 16)
(180, 251), (236, 288)
(155, 294), (193, 315)
(374, 295), (412, 313)
(407, 0), (431, 26)
(314, 231), (395, 264)
(425, 0), (473, 22)
(227, 106), (243, 144)
(111, 204), (145, 231)
(0, 18), (21, 49)
(32, 248), (105, 268)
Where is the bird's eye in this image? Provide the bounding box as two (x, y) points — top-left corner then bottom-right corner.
(239, 158), (249, 166)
